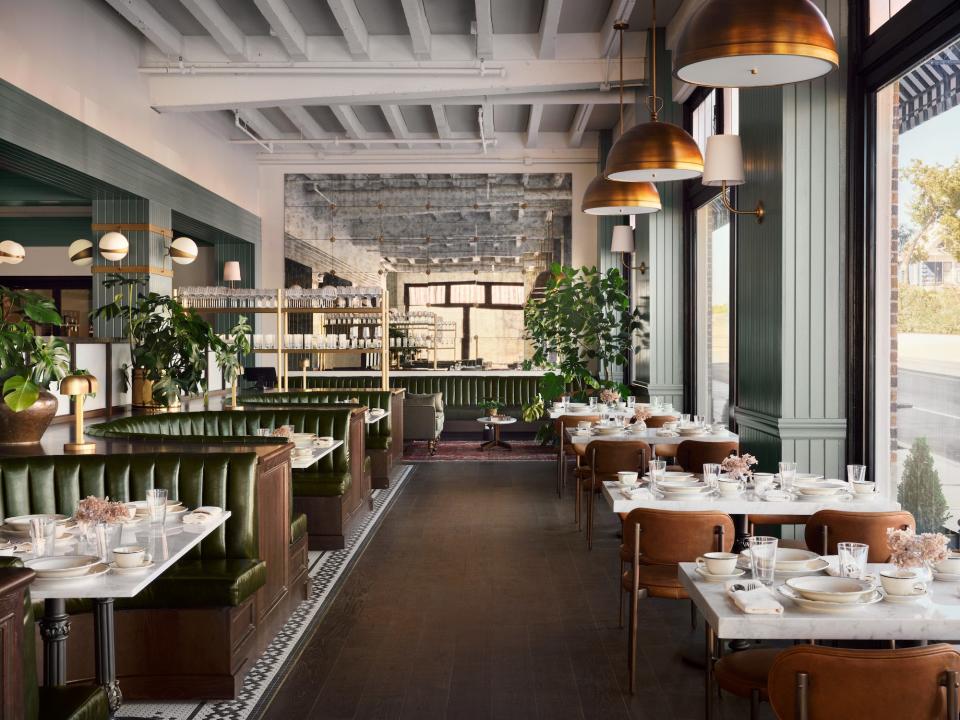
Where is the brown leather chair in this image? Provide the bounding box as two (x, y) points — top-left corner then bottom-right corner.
(768, 644), (960, 719)
(621, 508), (734, 693)
(580, 440), (650, 550)
(554, 414), (599, 502)
(672, 439), (739, 473)
(714, 647), (783, 719)
(644, 415), (674, 428)
(804, 509), (915, 561)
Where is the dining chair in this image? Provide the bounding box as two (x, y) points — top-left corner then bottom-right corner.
(767, 644), (960, 719)
(713, 646), (783, 720)
(581, 440), (650, 549)
(671, 439), (739, 473)
(621, 508), (734, 693)
(804, 509), (916, 560)
(644, 415), (674, 429)
(554, 414), (599, 502)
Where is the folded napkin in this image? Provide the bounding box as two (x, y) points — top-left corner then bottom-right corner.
(725, 580), (784, 615)
(656, 430), (679, 438)
(623, 487), (654, 500)
(182, 507), (223, 525)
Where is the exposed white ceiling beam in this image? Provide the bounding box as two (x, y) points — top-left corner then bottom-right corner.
(430, 104), (453, 149)
(330, 105), (370, 148)
(526, 103), (543, 148)
(236, 108), (283, 139)
(253, 0), (308, 60)
(567, 104), (593, 148)
(179, 0), (248, 61)
(326, 0), (370, 60)
(381, 104), (413, 149)
(538, 0), (563, 59)
(474, 0), (493, 60)
(102, 0), (183, 57)
(145, 59), (645, 112)
(280, 106), (330, 139)
(600, 0), (636, 58)
(480, 101), (495, 138)
(400, 0), (432, 61)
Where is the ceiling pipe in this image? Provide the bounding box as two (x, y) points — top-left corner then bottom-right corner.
(141, 62), (506, 77)
(234, 110), (274, 153)
(232, 137), (496, 147)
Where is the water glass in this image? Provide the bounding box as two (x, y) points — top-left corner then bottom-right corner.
(588, 397), (597, 408)
(95, 522), (122, 563)
(648, 460), (666, 492)
(702, 463), (721, 489)
(747, 536), (778, 585)
(837, 542), (869, 579)
(30, 517), (56, 557)
(681, 413), (691, 425)
(778, 461), (798, 493)
(626, 396), (636, 409)
(847, 464), (867, 484)
(146, 488), (168, 527)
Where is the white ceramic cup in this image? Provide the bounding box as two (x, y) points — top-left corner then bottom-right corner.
(113, 545), (147, 568)
(577, 421), (592, 431)
(617, 471), (639, 486)
(717, 479), (741, 496)
(696, 552), (739, 575)
(934, 554), (960, 575)
(851, 481), (876, 495)
(879, 569), (926, 596)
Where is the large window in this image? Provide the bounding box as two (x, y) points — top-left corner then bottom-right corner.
(873, 38), (960, 530)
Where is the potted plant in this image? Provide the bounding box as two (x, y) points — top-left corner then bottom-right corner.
(92, 275), (216, 408)
(0, 286), (71, 444)
(213, 315), (252, 409)
(481, 398), (503, 418)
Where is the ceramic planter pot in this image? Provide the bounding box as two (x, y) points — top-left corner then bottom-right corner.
(0, 390), (58, 445)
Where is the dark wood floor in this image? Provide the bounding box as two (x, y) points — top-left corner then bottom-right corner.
(263, 461), (768, 720)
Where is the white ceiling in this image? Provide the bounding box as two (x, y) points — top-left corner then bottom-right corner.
(103, 0), (684, 162)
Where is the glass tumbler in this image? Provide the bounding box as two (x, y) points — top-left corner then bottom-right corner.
(702, 463), (721, 490)
(838, 542), (869, 579)
(648, 460), (667, 492)
(30, 517), (56, 557)
(778, 462), (798, 493)
(847, 464), (867, 484)
(146, 488), (168, 527)
(747, 536), (778, 585)
(95, 522), (123, 563)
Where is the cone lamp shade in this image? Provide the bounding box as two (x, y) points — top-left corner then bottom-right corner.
(68, 239), (94, 266)
(703, 135), (746, 187)
(605, 121), (704, 182)
(223, 261), (241, 282)
(611, 226), (634, 254)
(674, 0), (838, 88)
(98, 232), (128, 261)
(170, 236), (198, 265)
(0, 240), (25, 264)
(582, 175), (661, 215)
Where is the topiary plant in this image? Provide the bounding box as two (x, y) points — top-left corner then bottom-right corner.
(898, 437), (950, 533)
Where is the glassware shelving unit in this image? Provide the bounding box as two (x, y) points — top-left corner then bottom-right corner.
(177, 288), (390, 391)
(389, 312), (457, 369)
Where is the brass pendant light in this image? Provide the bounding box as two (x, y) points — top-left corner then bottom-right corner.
(605, 0), (703, 183)
(674, 0), (838, 88)
(582, 22), (661, 215)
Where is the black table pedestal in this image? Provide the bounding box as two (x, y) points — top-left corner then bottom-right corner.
(94, 598), (122, 712)
(39, 598), (70, 686)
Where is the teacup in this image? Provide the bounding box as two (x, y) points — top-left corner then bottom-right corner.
(934, 553), (960, 575)
(696, 552), (739, 576)
(617, 471), (639, 486)
(879, 569), (926, 596)
(717, 479), (742, 496)
(851, 481), (876, 495)
(113, 545), (148, 568)
(316, 436), (334, 448)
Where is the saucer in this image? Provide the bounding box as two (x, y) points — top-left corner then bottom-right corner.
(932, 571), (960, 583)
(695, 567), (745, 583)
(109, 559), (155, 575)
(778, 584), (883, 612)
(881, 587), (929, 604)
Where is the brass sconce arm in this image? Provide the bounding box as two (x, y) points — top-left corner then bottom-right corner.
(719, 182), (764, 223)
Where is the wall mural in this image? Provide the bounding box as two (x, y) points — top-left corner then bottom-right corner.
(283, 173), (572, 368)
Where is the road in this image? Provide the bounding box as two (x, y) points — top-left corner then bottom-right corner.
(897, 368), (960, 462)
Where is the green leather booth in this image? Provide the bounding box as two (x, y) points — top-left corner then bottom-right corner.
(289, 374), (544, 428)
(0, 559), (108, 720)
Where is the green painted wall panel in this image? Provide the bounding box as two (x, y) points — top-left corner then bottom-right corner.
(0, 217), (91, 246)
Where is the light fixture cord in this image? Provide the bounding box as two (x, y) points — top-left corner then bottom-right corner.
(646, 0), (663, 121)
(618, 24), (624, 135)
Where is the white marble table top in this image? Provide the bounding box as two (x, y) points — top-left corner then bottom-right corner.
(679, 562), (960, 641)
(602, 481), (900, 515)
(29, 511), (231, 601)
(291, 440), (343, 469)
(570, 427), (739, 448)
(476, 416), (517, 425)
(548, 406), (681, 419)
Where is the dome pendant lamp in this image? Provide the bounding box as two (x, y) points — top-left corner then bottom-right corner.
(605, 0), (703, 183)
(674, 0), (838, 88)
(582, 22), (661, 215)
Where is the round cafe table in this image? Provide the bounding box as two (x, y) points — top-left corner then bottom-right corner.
(476, 416), (516, 451)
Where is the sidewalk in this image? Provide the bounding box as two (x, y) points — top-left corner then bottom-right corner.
(898, 333), (960, 377)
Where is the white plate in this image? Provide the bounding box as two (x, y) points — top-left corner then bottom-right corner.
(738, 557), (831, 576)
(785, 576), (875, 603)
(795, 473), (824, 481)
(759, 490), (794, 502)
(881, 588), (929, 604)
(657, 483), (710, 495)
(593, 426), (621, 436)
(109, 559), (155, 575)
(695, 567), (746, 582)
(796, 482), (849, 496)
(740, 549), (824, 572)
(24, 554), (101, 578)
(778, 584), (883, 612)
(662, 472), (693, 479)
(933, 571), (960, 583)
(33, 562), (110, 583)
(656, 477), (701, 487)
(3, 514), (71, 530)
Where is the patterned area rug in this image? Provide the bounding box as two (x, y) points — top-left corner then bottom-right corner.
(403, 439), (554, 462)
(117, 464), (414, 720)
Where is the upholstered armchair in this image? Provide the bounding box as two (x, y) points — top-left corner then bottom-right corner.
(404, 393), (444, 454)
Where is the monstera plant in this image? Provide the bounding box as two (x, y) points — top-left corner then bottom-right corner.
(0, 286), (70, 444)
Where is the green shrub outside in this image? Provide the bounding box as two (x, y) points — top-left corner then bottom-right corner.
(899, 286), (960, 334)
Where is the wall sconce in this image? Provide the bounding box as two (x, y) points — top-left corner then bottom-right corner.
(169, 236), (198, 265)
(99, 232), (129, 261)
(0, 240), (26, 264)
(60, 374), (99, 453)
(68, 239), (94, 266)
(703, 134), (764, 223)
(611, 226), (648, 275)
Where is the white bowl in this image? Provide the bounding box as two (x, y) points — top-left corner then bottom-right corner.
(785, 576), (874, 604)
(662, 472), (694, 479)
(658, 483), (710, 495)
(796, 481), (849, 496)
(594, 426), (620, 435)
(3, 514), (70, 531)
(656, 476), (700, 486)
(934, 553), (960, 575)
(617, 471), (639, 486)
(25, 555), (101, 578)
(774, 549), (821, 570)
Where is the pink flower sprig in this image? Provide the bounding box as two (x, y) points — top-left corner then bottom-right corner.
(75, 496), (129, 524)
(633, 407), (652, 422)
(599, 388), (620, 404)
(721, 453), (758, 479)
(887, 528), (949, 569)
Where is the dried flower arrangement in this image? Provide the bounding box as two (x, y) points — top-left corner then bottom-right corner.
(721, 453), (758, 479)
(75, 496), (130, 524)
(599, 388), (621, 404)
(633, 407), (652, 422)
(887, 528), (949, 569)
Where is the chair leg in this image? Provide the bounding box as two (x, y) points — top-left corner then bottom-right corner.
(618, 559), (624, 628)
(575, 476), (582, 529)
(587, 486), (595, 550)
(750, 688), (759, 720)
(628, 587), (639, 694)
(690, 600), (697, 631)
